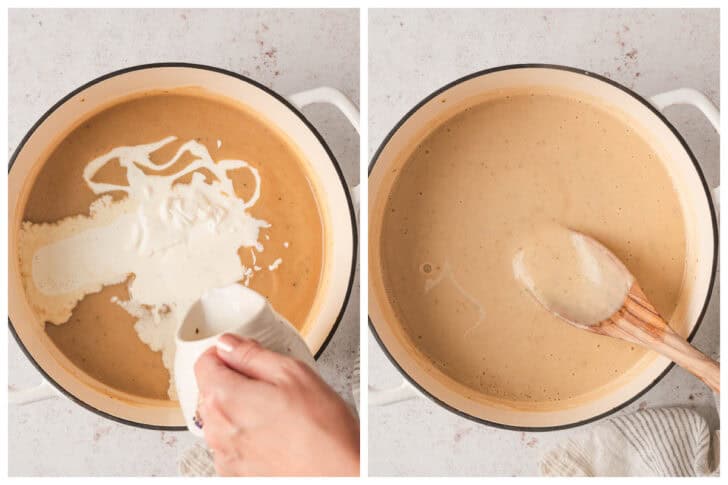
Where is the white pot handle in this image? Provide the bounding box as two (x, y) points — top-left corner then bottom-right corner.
(649, 88), (720, 210)
(287, 86), (360, 213)
(369, 379), (421, 406)
(649, 88), (720, 134)
(288, 86), (360, 134)
(9, 379), (60, 405)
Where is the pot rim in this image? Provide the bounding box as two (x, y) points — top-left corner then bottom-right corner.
(368, 62), (719, 432)
(8, 62), (359, 431)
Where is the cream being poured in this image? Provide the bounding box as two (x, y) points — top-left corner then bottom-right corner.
(512, 225), (634, 327)
(19, 137), (280, 399)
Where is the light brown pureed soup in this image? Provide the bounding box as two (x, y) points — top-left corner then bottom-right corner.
(380, 88), (686, 404)
(21, 91), (324, 400)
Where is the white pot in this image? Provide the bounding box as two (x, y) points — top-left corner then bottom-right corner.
(8, 63), (359, 429)
(368, 64), (718, 430)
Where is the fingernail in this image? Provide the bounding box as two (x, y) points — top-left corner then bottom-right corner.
(216, 334), (239, 353)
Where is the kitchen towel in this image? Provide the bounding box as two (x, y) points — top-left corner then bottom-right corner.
(178, 441), (216, 477)
(540, 407), (719, 476)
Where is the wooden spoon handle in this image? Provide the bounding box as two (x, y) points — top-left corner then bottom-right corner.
(601, 284), (720, 393)
(655, 327), (720, 393)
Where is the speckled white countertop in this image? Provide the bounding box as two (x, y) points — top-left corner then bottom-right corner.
(368, 8), (719, 476)
(8, 8), (359, 477)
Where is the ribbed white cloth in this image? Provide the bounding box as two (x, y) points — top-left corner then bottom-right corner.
(178, 441), (216, 477)
(541, 408), (720, 477)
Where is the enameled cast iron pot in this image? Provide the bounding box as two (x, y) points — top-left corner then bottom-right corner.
(8, 63), (359, 429)
(368, 64), (718, 431)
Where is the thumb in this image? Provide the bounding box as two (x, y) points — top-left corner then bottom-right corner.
(215, 333), (293, 383)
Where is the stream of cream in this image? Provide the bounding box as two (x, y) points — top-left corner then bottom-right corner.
(20, 137), (283, 398)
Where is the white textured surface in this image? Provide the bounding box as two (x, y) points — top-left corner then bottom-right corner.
(369, 8), (719, 477)
(8, 8), (359, 477)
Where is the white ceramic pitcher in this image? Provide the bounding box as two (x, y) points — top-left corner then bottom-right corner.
(174, 283), (316, 437)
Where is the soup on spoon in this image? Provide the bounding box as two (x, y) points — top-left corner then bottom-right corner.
(512, 224), (634, 327)
(514, 225), (719, 392)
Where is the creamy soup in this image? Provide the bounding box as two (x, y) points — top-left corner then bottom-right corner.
(19, 91), (324, 400)
(379, 88), (686, 403)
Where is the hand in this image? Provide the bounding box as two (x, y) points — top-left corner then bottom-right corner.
(193, 333), (360, 476)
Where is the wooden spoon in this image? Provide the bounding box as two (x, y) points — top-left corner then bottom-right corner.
(587, 281), (719, 393)
(520, 231), (720, 393)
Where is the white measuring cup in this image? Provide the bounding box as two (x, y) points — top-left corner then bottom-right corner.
(174, 283), (315, 437)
